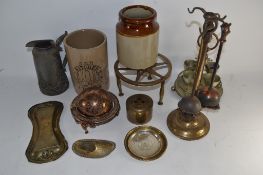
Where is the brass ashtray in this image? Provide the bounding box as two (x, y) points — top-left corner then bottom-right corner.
(124, 126), (167, 161)
(71, 87), (120, 133)
(72, 139), (115, 158)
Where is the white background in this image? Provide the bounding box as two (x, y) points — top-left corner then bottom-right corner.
(1, 0), (263, 175)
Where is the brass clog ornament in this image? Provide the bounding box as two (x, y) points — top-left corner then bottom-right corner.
(72, 139), (115, 158)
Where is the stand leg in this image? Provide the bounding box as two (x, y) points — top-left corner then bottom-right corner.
(148, 73), (152, 80)
(116, 76), (124, 96)
(158, 81), (165, 105)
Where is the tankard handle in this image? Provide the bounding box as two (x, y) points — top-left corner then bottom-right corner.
(56, 31), (68, 72)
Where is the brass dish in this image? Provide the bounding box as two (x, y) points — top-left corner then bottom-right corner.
(72, 139), (115, 158)
(124, 126), (167, 161)
(26, 101), (68, 163)
(71, 87), (120, 133)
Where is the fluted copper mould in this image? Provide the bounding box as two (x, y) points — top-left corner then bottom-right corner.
(71, 87), (120, 133)
(124, 126), (167, 161)
(72, 139), (115, 158)
(26, 101), (68, 163)
(126, 94), (153, 125)
(167, 7), (229, 140)
(26, 32), (69, 96)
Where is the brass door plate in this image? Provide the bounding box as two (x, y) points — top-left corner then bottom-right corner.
(72, 139), (116, 158)
(26, 101), (68, 163)
(124, 126), (167, 161)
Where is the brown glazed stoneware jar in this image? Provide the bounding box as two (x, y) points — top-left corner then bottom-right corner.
(116, 5), (159, 69)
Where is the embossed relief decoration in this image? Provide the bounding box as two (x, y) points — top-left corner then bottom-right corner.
(74, 61), (103, 89)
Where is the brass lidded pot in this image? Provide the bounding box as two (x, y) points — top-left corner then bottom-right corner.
(116, 5), (159, 69)
(126, 94), (153, 124)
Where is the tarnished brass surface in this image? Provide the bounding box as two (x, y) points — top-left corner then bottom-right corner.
(26, 101), (68, 163)
(72, 139), (115, 158)
(168, 7), (227, 140)
(124, 126), (167, 161)
(172, 70), (223, 97)
(167, 109), (210, 140)
(114, 53), (172, 105)
(126, 94), (153, 124)
(197, 22), (231, 109)
(71, 87), (120, 133)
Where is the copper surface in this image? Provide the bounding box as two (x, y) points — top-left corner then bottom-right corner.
(126, 94), (153, 124)
(26, 101), (68, 163)
(71, 87), (120, 133)
(114, 53), (172, 105)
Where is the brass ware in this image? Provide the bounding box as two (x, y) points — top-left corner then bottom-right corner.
(72, 139), (115, 158)
(167, 7), (228, 140)
(124, 126), (167, 161)
(26, 101), (68, 163)
(184, 59), (217, 73)
(126, 94), (153, 125)
(198, 22), (231, 109)
(167, 109), (210, 140)
(114, 53), (172, 105)
(71, 87), (120, 133)
(171, 70), (223, 97)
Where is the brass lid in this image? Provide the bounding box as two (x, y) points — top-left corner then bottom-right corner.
(126, 94), (153, 110)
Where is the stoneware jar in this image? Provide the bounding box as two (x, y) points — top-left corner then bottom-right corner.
(63, 29), (109, 93)
(116, 5), (159, 69)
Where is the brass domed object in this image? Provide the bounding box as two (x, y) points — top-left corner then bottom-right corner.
(71, 87), (120, 133)
(167, 109), (210, 140)
(72, 139), (115, 158)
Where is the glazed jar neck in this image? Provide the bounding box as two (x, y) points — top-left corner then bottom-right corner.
(117, 5), (159, 36)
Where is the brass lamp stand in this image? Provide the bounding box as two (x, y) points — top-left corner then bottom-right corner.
(167, 7), (228, 140)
